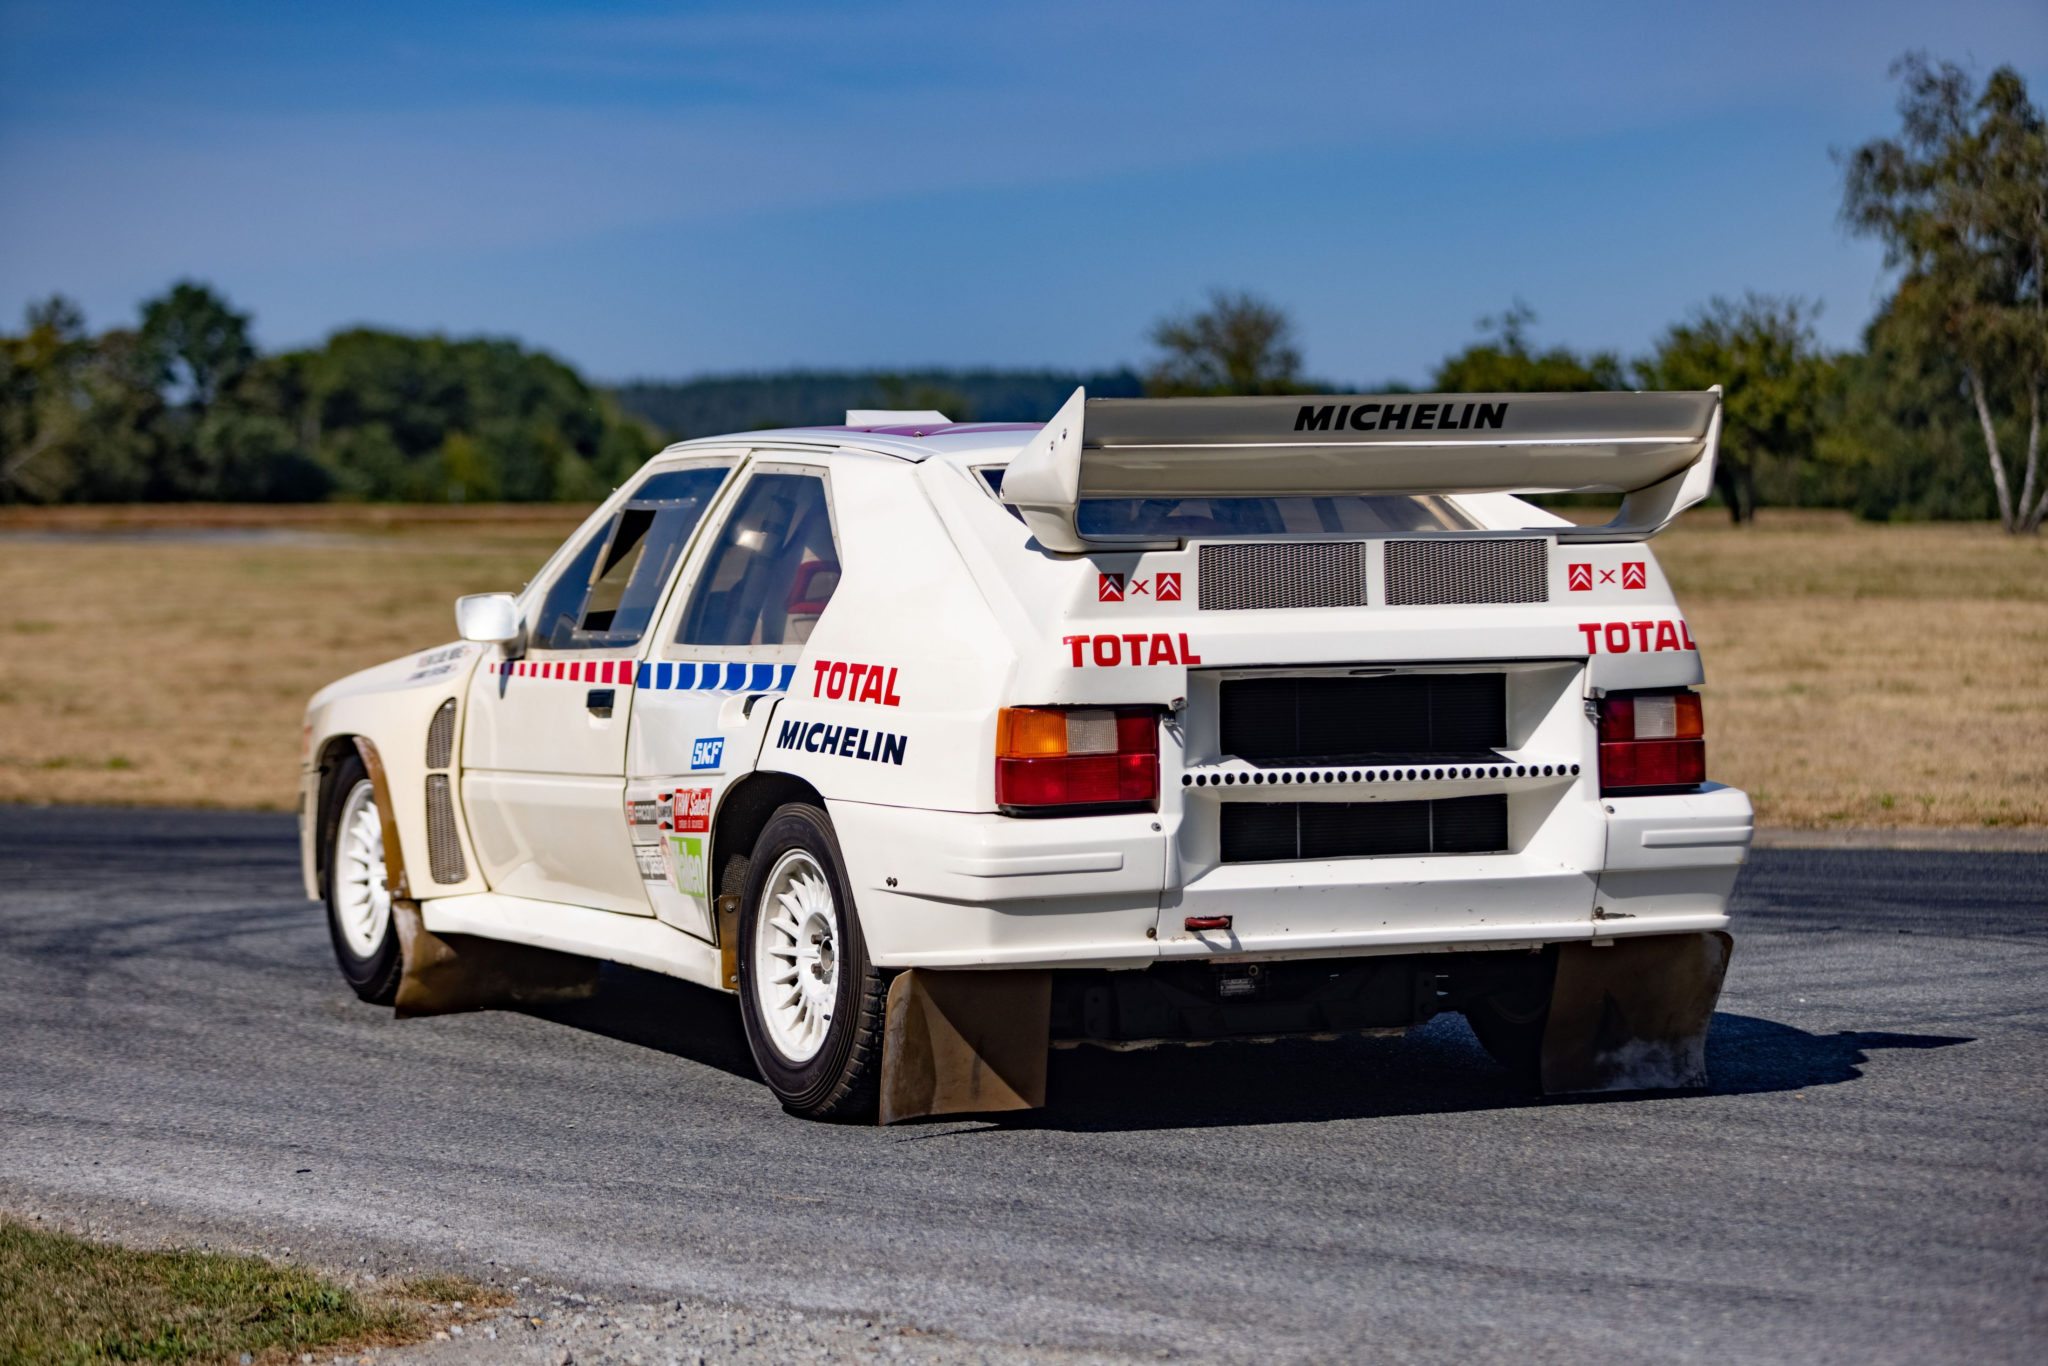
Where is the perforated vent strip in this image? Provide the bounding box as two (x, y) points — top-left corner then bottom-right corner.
(424, 774), (467, 884)
(1197, 542), (1367, 611)
(1383, 539), (1548, 606)
(425, 698), (457, 769)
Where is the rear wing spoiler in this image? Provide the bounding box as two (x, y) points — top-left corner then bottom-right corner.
(999, 387), (1722, 552)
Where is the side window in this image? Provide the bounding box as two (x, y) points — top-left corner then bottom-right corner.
(532, 467), (729, 649)
(677, 472), (840, 648)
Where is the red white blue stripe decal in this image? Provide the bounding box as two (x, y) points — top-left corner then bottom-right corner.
(489, 660), (796, 692)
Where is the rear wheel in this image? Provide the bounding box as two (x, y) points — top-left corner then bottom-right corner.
(1462, 953), (1558, 1092)
(736, 803), (885, 1120)
(325, 755), (402, 1004)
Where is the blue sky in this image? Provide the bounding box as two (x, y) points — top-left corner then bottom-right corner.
(3, 1), (2044, 385)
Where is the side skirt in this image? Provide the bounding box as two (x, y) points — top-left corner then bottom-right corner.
(419, 891), (726, 993)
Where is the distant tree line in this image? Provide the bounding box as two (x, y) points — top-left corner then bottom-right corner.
(1, 284), (660, 504)
(3, 54), (2039, 527)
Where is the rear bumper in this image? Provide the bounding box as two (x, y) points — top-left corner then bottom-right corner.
(831, 784), (1751, 971)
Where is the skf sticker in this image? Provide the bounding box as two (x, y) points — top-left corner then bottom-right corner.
(810, 660), (903, 706)
(1062, 633), (1203, 666)
(672, 787), (712, 834)
(776, 717), (907, 765)
(1577, 620), (1697, 654)
(1568, 564), (1593, 592)
(690, 737), (724, 770)
(666, 834), (708, 898)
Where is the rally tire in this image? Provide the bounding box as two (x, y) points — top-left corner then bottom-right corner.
(736, 803), (886, 1121)
(1463, 951), (1558, 1093)
(324, 755), (403, 1005)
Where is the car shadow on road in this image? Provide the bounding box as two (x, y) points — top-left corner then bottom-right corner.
(515, 968), (1972, 1131)
(524, 963), (762, 1081)
(1001, 1012), (1974, 1132)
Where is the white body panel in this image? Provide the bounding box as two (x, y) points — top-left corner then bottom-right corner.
(300, 414), (1752, 994)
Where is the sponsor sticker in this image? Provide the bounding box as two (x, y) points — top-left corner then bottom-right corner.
(1097, 572), (1183, 603)
(674, 787), (712, 834)
(1622, 562), (1647, 589)
(809, 660), (903, 706)
(666, 834), (708, 898)
(1062, 633), (1203, 666)
(634, 844), (669, 882)
(690, 737), (724, 770)
(1155, 572), (1182, 601)
(1098, 573), (1125, 602)
(1568, 563), (1593, 592)
(1576, 620), (1698, 654)
(775, 717), (908, 765)
(1295, 401), (1507, 432)
(625, 798), (662, 846)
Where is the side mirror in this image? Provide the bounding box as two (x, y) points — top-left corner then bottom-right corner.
(455, 593), (521, 645)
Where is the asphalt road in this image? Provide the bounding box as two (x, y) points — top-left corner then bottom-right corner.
(2, 806), (2044, 1365)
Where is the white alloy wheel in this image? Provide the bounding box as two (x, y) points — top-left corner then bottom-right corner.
(753, 848), (840, 1064)
(333, 777), (392, 958)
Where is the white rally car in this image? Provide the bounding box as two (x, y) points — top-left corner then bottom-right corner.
(301, 389), (1751, 1121)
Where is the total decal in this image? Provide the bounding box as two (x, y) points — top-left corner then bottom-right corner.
(1063, 633), (1202, 666)
(1567, 562), (1649, 592)
(775, 716), (908, 765)
(1098, 572), (1183, 603)
(809, 659), (903, 706)
(1578, 620), (1698, 654)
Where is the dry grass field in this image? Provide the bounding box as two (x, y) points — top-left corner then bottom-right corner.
(2, 504), (2043, 827)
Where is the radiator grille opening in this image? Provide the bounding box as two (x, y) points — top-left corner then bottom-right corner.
(1220, 673), (1507, 765)
(1220, 795), (1508, 862)
(424, 774), (467, 884)
(1198, 542), (1367, 610)
(1384, 539), (1547, 605)
(425, 698), (457, 769)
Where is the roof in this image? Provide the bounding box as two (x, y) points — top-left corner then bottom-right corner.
(658, 422), (1045, 466)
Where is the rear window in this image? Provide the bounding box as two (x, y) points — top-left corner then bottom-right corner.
(977, 469), (1474, 537)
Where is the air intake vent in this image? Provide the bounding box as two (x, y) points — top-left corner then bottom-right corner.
(425, 698), (457, 769)
(1221, 673), (1507, 765)
(1220, 795), (1508, 862)
(1198, 542), (1367, 611)
(1384, 539), (1547, 605)
(424, 774), (467, 884)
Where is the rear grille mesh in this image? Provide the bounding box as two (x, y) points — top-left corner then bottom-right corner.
(1220, 673), (1507, 765)
(1198, 542), (1367, 611)
(1384, 539), (1547, 605)
(424, 774), (467, 884)
(425, 698), (456, 769)
(1221, 795), (1508, 862)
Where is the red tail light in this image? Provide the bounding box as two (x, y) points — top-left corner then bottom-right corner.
(1597, 690), (1706, 794)
(996, 706), (1159, 813)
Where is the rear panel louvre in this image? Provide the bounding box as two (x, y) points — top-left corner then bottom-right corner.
(1384, 539), (1548, 605)
(1198, 542), (1367, 610)
(424, 774), (467, 884)
(1220, 795), (1508, 862)
(1219, 673), (1507, 765)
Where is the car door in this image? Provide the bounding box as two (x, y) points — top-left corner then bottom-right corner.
(627, 460), (843, 940)
(462, 457), (735, 914)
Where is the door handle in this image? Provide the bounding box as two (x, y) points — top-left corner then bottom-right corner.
(586, 688), (615, 718)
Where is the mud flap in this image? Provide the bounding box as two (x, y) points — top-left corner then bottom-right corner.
(878, 969), (1051, 1125)
(1539, 931), (1733, 1094)
(392, 901), (600, 1018)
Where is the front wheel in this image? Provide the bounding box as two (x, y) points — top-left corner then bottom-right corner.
(325, 755), (402, 1004)
(736, 803), (886, 1120)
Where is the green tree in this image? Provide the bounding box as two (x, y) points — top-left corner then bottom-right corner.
(1145, 290), (1306, 395)
(1841, 54), (2048, 532)
(1432, 301), (1625, 393)
(1636, 294), (1837, 523)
